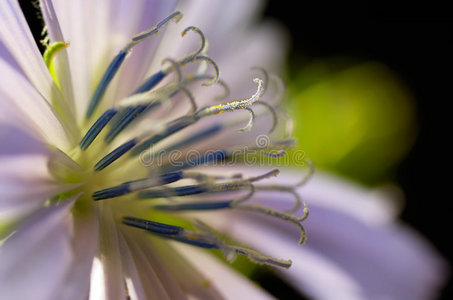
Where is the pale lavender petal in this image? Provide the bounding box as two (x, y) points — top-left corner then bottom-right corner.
(0, 199), (74, 300)
(0, 154), (68, 222)
(196, 168), (447, 300)
(50, 0), (177, 121)
(172, 242), (275, 300)
(0, 58), (74, 150)
(55, 210), (100, 300)
(149, 238), (225, 299)
(96, 204), (127, 300)
(39, 0), (75, 113)
(0, 0), (61, 103)
(119, 228), (186, 300)
(0, 123), (48, 155)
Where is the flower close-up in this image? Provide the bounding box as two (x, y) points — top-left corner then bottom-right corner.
(0, 0), (449, 299)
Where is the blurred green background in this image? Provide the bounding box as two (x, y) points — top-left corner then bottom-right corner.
(286, 59), (416, 185)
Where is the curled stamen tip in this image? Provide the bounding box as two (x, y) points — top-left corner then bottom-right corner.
(181, 26), (200, 36)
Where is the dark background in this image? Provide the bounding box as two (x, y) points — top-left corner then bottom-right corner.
(264, 2), (452, 299)
(17, 1), (452, 299)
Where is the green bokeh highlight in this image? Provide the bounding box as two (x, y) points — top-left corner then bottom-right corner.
(286, 60), (416, 184)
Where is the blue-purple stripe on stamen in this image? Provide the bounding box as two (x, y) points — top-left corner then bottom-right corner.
(162, 123), (222, 154)
(153, 200), (232, 211)
(130, 115), (198, 157)
(168, 234), (219, 249)
(161, 149), (227, 173)
(79, 108), (118, 150)
(122, 216), (219, 248)
(92, 184), (131, 201)
(134, 70), (166, 94)
(94, 138), (138, 171)
(138, 184), (206, 199)
(122, 216), (183, 235)
(104, 104), (148, 143)
(86, 51), (127, 119)
(92, 171), (183, 200)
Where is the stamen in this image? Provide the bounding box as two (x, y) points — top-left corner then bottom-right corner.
(294, 159), (315, 187)
(94, 138), (139, 171)
(129, 11), (183, 46)
(139, 169), (276, 199)
(263, 150), (286, 158)
(154, 194), (307, 245)
(134, 70), (167, 94)
(160, 150), (227, 173)
(238, 107), (256, 132)
(154, 200), (231, 211)
(85, 11), (182, 119)
(251, 67), (269, 95)
(85, 51), (127, 119)
(155, 123), (223, 155)
(185, 75), (230, 101)
(177, 26), (208, 66)
(139, 185), (206, 198)
(255, 102), (278, 134)
(79, 108), (118, 150)
(191, 56), (220, 86)
(92, 171), (183, 200)
(122, 216), (292, 268)
(104, 105), (149, 143)
(183, 171), (243, 183)
(233, 203), (308, 245)
(130, 115), (198, 157)
(179, 86), (198, 114)
(105, 58), (184, 143)
(270, 73), (286, 104)
(122, 216), (183, 235)
(196, 78), (264, 118)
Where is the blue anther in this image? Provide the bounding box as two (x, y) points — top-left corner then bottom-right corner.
(92, 184), (131, 201)
(169, 234), (219, 249)
(159, 171), (184, 184)
(138, 184), (206, 199)
(154, 200), (232, 211)
(130, 115), (198, 156)
(134, 70), (166, 94)
(86, 51), (127, 119)
(92, 171), (182, 200)
(163, 123), (222, 153)
(122, 216), (183, 235)
(94, 138), (138, 171)
(104, 104), (148, 143)
(162, 150), (227, 173)
(79, 108), (118, 150)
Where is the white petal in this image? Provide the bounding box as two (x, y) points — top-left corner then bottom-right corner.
(96, 204), (127, 300)
(0, 199), (74, 300)
(198, 170), (447, 300)
(150, 238), (225, 299)
(0, 58), (74, 150)
(118, 228), (186, 300)
(171, 242), (275, 300)
(55, 210), (99, 300)
(0, 0), (61, 103)
(39, 0), (76, 114)
(0, 154), (67, 222)
(50, 0), (177, 122)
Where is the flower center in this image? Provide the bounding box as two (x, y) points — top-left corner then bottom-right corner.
(46, 11), (310, 269)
